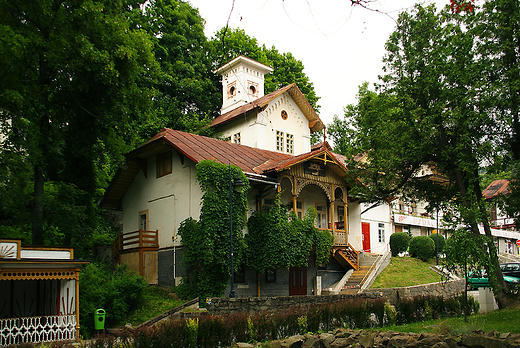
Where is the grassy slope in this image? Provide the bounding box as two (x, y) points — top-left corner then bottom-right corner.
(120, 286), (185, 327)
(374, 256), (520, 334)
(371, 257), (443, 288)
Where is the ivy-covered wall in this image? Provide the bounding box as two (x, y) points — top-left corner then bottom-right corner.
(177, 160), (336, 301)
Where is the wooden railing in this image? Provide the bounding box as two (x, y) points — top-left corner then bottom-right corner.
(332, 243), (359, 271)
(113, 229), (158, 252)
(113, 229), (159, 264)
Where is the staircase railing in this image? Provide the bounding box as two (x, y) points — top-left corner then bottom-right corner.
(359, 248), (391, 292)
(333, 243), (359, 271)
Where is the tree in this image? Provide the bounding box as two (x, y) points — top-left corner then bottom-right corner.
(330, 4), (515, 308)
(474, 0), (520, 225)
(0, 0), (158, 245)
(137, 0), (220, 139)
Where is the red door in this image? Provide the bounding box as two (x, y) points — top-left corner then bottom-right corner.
(289, 266), (307, 296)
(362, 222), (371, 252)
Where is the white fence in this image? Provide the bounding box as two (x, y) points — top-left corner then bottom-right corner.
(0, 314), (76, 346)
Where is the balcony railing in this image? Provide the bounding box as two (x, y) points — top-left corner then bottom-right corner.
(113, 229), (158, 255)
(0, 315), (76, 346)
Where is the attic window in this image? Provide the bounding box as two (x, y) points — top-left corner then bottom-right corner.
(157, 151), (172, 178)
(248, 81), (259, 97)
(281, 110), (288, 120)
(227, 82), (237, 99)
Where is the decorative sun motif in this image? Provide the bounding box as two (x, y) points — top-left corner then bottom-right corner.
(0, 244), (16, 258)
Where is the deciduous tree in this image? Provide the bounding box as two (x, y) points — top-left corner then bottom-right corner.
(0, 0), (159, 245)
(330, 3), (515, 308)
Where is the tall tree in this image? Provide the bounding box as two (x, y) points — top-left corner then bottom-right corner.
(137, 0), (220, 139)
(0, 0), (158, 245)
(330, 4), (515, 308)
(475, 0), (520, 224)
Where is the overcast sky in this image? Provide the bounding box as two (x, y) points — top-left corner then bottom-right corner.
(189, 0), (447, 126)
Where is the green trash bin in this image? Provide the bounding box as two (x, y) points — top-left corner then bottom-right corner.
(94, 308), (106, 330)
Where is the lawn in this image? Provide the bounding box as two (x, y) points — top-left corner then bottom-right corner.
(372, 256), (520, 335)
(382, 305), (520, 334)
(120, 285), (185, 327)
(371, 256), (443, 288)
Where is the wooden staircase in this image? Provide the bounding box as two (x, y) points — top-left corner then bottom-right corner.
(332, 244), (359, 271)
(340, 253), (378, 294)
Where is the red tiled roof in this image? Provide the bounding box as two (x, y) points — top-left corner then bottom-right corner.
(482, 179), (510, 199)
(136, 128), (292, 174)
(100, 129), (353, 209)
(210, 84), (324, 132)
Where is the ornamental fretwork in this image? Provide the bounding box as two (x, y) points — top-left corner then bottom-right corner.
(0, 315), (76, 346)
(295, 178), (333, 201)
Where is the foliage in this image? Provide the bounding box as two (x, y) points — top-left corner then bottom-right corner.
(137, 0), (219, 139)
(245, 198), (333, 272)
(444, 229), (491, 279)
(429, 233), (446, 255)
(394, 295), (478, 325)
(123, 286), (184, 326)
(178, 160), (249, 303)
(77, 295), (484, 347)
(328, 2), (516, 307)
(0, 0), (159, 245)
(409, 236), (435, 262)
(389, 232), (412, 257)
(79, 262), (148, 336)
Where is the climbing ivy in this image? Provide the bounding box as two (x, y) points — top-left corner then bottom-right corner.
(179, 161), (334, 300)
(245, 195), (334, 272)
(178, 160), (249, 301)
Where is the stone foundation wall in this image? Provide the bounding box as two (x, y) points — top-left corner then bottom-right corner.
(206, 279), (465, 315)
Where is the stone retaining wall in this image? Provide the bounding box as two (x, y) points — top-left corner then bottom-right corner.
(364, 278), (466, 304)
(207, 279), (465, 315)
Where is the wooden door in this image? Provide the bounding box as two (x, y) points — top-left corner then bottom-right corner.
(362, 222), (371, 253)
(289, 266), (307, 296)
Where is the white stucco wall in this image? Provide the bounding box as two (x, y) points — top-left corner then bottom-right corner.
(218, 92), (312, 155)
(122, 153), (203, 250)
(348, 201), (362, 251)
(360, 203), (392, 254)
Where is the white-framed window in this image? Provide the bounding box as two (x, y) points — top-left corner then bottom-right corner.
(316, 204), (327, 229)
(233, 132), (241, 144)
(276, 130), (284, 152)
(286, 133), (294, 154)
(139, 210), (148, 231)
(378, 223), (385, 243)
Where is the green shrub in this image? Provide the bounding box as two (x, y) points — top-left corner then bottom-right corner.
(79, 262), (148, 336)
(429, 233), (446, 255)
(409, 236), (435, 261)
(389, 232), (412, 256)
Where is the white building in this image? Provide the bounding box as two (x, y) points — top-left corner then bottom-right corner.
(101, 56), (364, 297)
